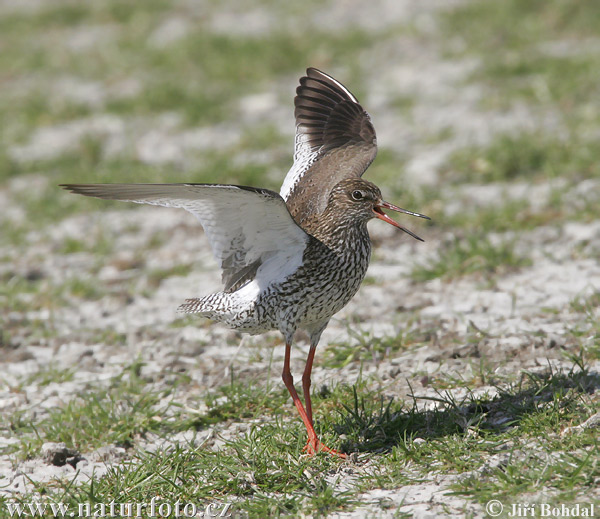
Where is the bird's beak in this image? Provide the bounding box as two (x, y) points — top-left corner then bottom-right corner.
(373, 201), (430, 242)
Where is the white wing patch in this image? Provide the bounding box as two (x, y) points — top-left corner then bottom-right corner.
(280, 131), (320, 201)
(60, 184), (310, 291)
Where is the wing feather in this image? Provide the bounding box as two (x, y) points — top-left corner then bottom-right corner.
(280, 68), (378, 225)
(60, 183), (309, 292)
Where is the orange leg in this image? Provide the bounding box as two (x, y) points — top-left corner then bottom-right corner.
(302, 344), (317, 425)
(282, 341), (345, 458)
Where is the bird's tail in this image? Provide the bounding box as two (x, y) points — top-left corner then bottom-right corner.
(178, 293), (227, 315)
(178, 298), (209, 314)
(177, 291), (253, 322)
(178, 287), (265, 334)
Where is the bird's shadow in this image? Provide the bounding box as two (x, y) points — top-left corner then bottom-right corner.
(329, 362), (600, 455)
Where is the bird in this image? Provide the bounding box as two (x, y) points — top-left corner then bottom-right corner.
(61, 68), (429, 457)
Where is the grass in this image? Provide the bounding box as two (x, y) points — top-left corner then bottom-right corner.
(435, 0), (600, 238)
(366, 363), (600, 499)
(0, 272), (110, 317)
(448, 366), (600, 505)
(19, 362), (76, 389)
(57, 234), (113, 256)
(441, 0), (600, 111)
(322, 325), (431, 369)
(443, 132), (599, 185)
(147, 264), (194, 288)
(0, 0), (374, 159)
(2, 356), (598, 517)
(571, 292), (600, 315)
(5, 361), (174, 459)
(191, 375), (291, 427)
(568, 293), (600, 361)
(0, 148), (287, 248)
(411, 234), (532, 282)
(446, 197), (559, 234)
(49, 435), (356, 518)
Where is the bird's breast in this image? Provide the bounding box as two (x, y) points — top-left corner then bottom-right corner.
(271, 236), (371, 323)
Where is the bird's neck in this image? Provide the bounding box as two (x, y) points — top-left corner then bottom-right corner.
(308, 218), (371, 256)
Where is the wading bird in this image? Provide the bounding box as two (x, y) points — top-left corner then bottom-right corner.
(61, 68), (429, 457)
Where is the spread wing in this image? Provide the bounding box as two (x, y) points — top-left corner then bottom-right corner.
(60, 183), (310, 292)
(280, 68), (378, 225)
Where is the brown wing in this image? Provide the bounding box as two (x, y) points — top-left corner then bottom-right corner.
(280, 68), (377, 225)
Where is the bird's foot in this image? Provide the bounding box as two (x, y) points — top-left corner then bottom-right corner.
(303, 438), (347, 459)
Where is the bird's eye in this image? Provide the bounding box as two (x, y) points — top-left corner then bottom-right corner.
(351, 190), (364, 201)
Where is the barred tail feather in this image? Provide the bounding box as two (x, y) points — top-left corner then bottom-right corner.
(177, 291), (230, 314)
(177, 291), (246, 318)
(178, 298), (211, 314)
(177, 282), (263, 333)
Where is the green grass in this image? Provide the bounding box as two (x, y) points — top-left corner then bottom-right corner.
(448, 366), (600, 505)
(441, 0), (600, 111)
(568, 293), (600, 361)
(98, 28), (372, 126)
(570, 292), (600, 315)
(411, 234), (532, 281)
(363, 362), (600, 499)
(49, 433), (356, 518)
(322, 325), (431, 369)
(5, 361), (175, 458)
(0, 148), (287, 247)
(57, 234), (113, 256)
(3, 357), (598, 517)
(435, 0), (600, 236)
(0, 1), (375, 153)
(0, 272), (107, 325)
(443, 0), (600, 51)
(21, 362), (76, 388)
(191, 375), (291, 428)
(446, 197), (559, 233)
(443, 132), (599, 184)
(147, 264), (194, 288)
(89, 328), (128, 347)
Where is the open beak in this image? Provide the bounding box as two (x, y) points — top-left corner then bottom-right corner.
(373, 200), (430, 242)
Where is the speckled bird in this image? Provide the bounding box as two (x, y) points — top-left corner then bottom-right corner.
(61, 68), (429, 457)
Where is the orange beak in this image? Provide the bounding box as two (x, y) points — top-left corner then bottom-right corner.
(373, 201), (430, 242)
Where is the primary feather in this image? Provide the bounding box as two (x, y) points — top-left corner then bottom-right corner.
(280, 68), (377, 225)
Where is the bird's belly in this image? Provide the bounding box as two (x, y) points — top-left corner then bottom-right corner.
(301, 276), (363, 325)
(258, 253), (369, 331)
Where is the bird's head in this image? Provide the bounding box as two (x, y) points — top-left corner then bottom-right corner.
(327, 178), (430, 241)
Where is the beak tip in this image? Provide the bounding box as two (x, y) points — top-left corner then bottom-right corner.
(375, 202), (429, 241)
